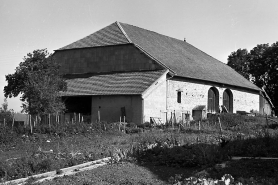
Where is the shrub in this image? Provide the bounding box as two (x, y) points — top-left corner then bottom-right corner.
(125, 127), (142, 134)
(0, 125), (18, 145)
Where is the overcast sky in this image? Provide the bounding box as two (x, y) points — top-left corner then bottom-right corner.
(1, 0), (278, 112)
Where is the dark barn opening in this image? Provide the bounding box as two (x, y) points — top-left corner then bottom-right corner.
(62, 96), (92, 123)
(223, 89), (233, 113)
(208, 87), (219, 113)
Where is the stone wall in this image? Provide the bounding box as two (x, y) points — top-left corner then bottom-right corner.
(55, 44), (163, 74)
(167, 79), (260, 120)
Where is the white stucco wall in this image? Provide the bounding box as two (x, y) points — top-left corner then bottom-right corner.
(167, 79), (260, 120)
(142, 73), (167, 123)
(139, 75), (260, 123)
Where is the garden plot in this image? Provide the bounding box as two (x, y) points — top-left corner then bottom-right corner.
(0, 114), (278, 184)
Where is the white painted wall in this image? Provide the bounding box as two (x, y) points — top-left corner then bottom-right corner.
(167, 79), (260, 120)
(142, 77), (260, 122)
(142, 73), (167, 123)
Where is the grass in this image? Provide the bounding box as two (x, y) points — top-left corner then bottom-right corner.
(1, 114), (278, 184)
(36, 162), (171, 185)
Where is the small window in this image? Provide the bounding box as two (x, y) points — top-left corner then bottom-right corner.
(177, 91), (181, 103)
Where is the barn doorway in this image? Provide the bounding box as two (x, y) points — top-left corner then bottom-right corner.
(223, 89), (233, 113)
(62, 96), (92, 123)
(207, 87), (219, 113)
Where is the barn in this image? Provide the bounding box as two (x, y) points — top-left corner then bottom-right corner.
(54, 21), (271, 124)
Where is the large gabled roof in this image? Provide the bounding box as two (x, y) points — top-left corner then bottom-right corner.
(58, 22), (260, 91)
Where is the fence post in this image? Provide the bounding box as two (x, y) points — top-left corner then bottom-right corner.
(48, 114), (51, 128)
(12, 114), (15, 129)
(4, 118), (6, 127)
(30, 115), (33, 134)
(35, 116), (37, 128)
(119, 116), (121, 131)
(123, 116), (126, 133)
(78, 113), (80, 123)
(266, 114), (269, 136)
(218, 115), (222, 136)
(98, 111), (100, 122)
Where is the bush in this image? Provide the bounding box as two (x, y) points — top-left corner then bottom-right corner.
(0, 125), (18, 145)
(125, 127), (142, 134)
(207, 113), (245, 128)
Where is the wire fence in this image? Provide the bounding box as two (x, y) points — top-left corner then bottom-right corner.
(0, 112), (91, 129)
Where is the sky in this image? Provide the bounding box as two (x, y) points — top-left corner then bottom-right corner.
(1, 0), (278, 112)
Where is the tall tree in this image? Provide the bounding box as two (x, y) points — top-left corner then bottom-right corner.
(249, 42), (278, 111)
(227, 42), (278, 113)
(4, 49), (67, 115)
(0, 98), (14, 123)
(0, 98), (8, 113)
(227, 48), (250, 80)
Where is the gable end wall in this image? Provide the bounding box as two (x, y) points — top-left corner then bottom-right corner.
(55, 44), (164, 74)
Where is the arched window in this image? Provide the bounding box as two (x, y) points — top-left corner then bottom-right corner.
(208, 87), (219, 113)
(223, 89), (233, 113)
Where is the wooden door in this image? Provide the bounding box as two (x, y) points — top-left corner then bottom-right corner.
(223, 90), (230, 112)
(208, 88), (216, 112)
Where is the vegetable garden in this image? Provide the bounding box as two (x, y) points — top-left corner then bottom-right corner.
(0, 113), (278, 184)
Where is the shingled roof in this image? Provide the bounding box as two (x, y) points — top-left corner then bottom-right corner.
(61, 70), (167, 96)
(58, 22), (260, 91)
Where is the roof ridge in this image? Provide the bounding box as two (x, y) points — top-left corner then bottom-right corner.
(116, 21), (132, 43)
(120, 22), (228, 65)
(119, 22), (183, 42)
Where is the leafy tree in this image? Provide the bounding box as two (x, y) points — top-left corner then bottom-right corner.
(227, 42), (278, 113)
(0, 98), (8, 113)
(4, 49), (67, 115)
(227, 48), (250, 80)
(0, 98), (14, 123)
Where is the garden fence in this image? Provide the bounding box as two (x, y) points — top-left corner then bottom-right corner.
(0, 112), (91, 129)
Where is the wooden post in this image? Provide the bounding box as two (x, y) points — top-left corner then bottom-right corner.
(48, 114), (51, 128)
(103, 122), (106, 131)
(166, 112), (168, 125)
(98, 111), (100, 122)
(266, 114), (269, 136)
(123, 116), (126, 133)
(198, 120), (201, 131)
(78, 113), (80, 123)
(119, 117), (121, 131)
(171, 112), (174, 129)
(12, 114), (15, 130)
(81, 116), (83, 123)
(3, 118), (6, 127)
(35, 116), (37, 128)
(174, 110), (177, 125)
(30, 115), (33, 134)
(218, 115), (222, 135)
(181, 113), (184, 128)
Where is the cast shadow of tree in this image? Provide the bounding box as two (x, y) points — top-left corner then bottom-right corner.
(130, 134), (278, 183)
